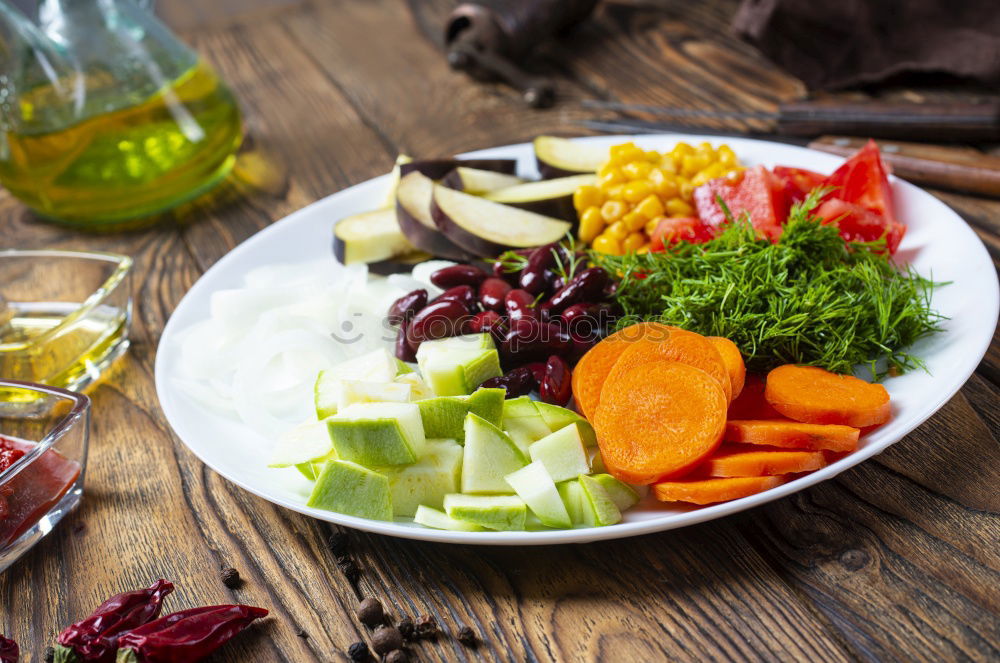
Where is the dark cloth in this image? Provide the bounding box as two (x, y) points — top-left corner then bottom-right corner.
(732, 0), (1000, 90)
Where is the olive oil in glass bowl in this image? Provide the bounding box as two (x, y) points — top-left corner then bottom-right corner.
(0, 250), (132, 396)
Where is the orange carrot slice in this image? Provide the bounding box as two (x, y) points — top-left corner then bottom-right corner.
(593, 360), (727, 485)
(703, 444), (827, 477)
(725, 420), (860, 452)
(572, 321), (671, 419)
(727, 374), (783, 419)
(599, 327), (732, 405)
(765, 365), (891, 427)
(652, 476), (784, 504)
(708, 336), (745, 401)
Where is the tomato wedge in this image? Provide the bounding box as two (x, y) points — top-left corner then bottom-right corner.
(648, 216), (715, 251)
(821, 139), (897, 223)
(693, 166), (787, 241)
(772, 166), (826, 203)
(815, 198), (906, 253)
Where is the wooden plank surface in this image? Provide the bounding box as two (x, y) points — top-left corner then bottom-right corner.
(1, 0), (998, 661)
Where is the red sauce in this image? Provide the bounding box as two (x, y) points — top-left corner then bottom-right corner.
(0, 435), (81, 548)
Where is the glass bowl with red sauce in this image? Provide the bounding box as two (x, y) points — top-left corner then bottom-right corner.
(0, 380), (89, 573)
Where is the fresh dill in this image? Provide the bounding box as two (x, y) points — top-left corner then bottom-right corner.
(590, 191), (946, 378)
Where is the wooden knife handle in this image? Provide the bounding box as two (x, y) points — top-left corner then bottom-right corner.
(808, 136), (1000, 197)
(778, 100), (1000, 142)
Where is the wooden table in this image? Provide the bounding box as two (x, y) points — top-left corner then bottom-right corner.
(3, 1), (999, 660)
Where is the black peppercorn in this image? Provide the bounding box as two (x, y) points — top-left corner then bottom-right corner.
(396, 617), (415, 639)
(372, 626), (404, 655)
(220, 567), (241, 589)
(44, 646), (55, 663)
(356, 597), (384, 627)
(385, 649), (408, 663)
(414, 613), (439, 639)
(347, 641), (370, 662)
(457, 625), (478, 647)
(295, 628), (308, 639)
(329, 531), (349, 555)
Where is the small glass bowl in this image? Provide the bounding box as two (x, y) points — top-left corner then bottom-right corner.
(0, 380), (90, 573)
(0, 249), (132, 393)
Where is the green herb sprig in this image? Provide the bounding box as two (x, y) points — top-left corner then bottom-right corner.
(590, 192), (946, 378)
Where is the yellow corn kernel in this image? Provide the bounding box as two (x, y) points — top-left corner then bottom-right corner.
(622, 211), (646, 232)
(653, 174), (678, 199)
(645, 216), (665, 236)
(669, 142), (694, 161)
(659, 155), (677, 174)
(696, 141), (716, 158)
(645, 149), (661, 162)
(637, 245), (650, 255)
(598, 164), (625, 187)
(622, 160), (652, 180)
(573, 185), (603, 213)
(607, 220), (629, 240)
(578, 206), (605, 243)
(600, 200), (626, 222)
(623, 232), (645, 253)
(605, 183), (625, 200)
(666, 198), (695, 217)
(681, 153), (709, 178)
(690, 163), (725, 188)
(591, 234), (622, 255)
(622, 180), (654, 203)
(679, 180), (695, 200)
(634, 193), (665, 220)
(609, 143), (645, 166)
(717, 144), (737, 168)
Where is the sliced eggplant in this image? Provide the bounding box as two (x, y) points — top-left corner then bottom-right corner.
(483, 174), (597, 222)
(395, 171), (477, 261)
(379, 154), (413, 208)
(333, 207), (418, 265)
(442, 167), (524, 194)
(534, 136), (607, 179)
(401, 158), (518, 180)
(431, 183), (572, 258)
(367, 250), (434, 276)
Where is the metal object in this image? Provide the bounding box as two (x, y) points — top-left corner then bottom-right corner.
(445, 0), (600, 108)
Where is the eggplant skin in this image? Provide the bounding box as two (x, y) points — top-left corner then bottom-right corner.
(400, 158), (517, 180)
(395, 199), (477, 262)
(535, 158), (591, 180)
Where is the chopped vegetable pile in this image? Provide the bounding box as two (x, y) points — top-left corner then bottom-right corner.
(591, 191), (944, 377)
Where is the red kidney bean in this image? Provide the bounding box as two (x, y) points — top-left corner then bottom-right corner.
(561, 301), (619, 336)
(602, 281), (618, 300)
(540, 355), (572, 406)
(430, 264), (488, 289)
(480, 366), (535, 398)
(431, 285), (478, 313)
(387, 289), (427, 326)
(519, 244), (558, 295)
(469, 310), (508, 346)
(478, 277), (512, 312)
(567, 332), (598, 364)
(492, 249), (532, 284)
(523, 361), (547, 385)
(504, 288), (537, 321)
(406, 299), (470, 345)
(548, 267), (610, 313)
(395, 325), (417, 362)
(500, 320), (570, 366)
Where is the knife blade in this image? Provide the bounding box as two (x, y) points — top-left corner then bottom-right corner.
(582, 99), (1000, 142)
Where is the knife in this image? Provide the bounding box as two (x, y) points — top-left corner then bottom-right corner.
(582, 99), (1000, 143)
(580, 119), (1000, 198)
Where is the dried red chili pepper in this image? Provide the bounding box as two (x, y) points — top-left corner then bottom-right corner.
(115, 604), (267, 663)
(54, 579), (174, 663)
(0, 634), (18, 663)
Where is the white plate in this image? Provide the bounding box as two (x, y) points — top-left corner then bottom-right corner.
(155, 135), (999, 545)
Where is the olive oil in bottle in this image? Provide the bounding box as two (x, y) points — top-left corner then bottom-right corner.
(0, 60), (242, 228)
